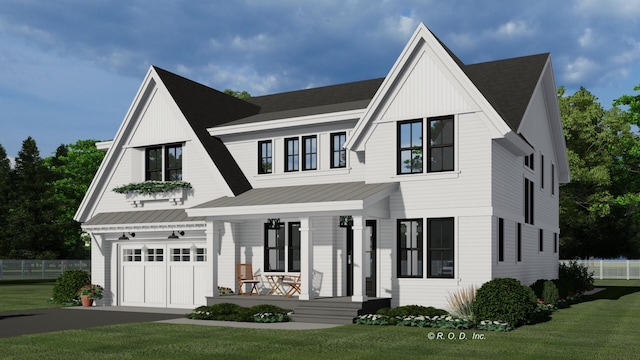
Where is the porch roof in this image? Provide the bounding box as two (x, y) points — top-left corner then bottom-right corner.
(187, 181), (398, 218)
(83, 209), (206, 228)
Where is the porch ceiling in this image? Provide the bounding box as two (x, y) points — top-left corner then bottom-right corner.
(187, 181), (398, 218)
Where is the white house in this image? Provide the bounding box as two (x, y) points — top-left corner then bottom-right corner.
(74, 23), (569, 311)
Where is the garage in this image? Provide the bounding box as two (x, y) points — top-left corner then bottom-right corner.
(119, 242), (208, 308)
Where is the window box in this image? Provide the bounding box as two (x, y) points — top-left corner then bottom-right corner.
(124, 188), (187, 207)
(113, 181), (191, 207)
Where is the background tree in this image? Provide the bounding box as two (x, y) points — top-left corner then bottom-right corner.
(5, 137), (62, 259)
(44, 139), (105, 258)
(223, 89), (251, 99)
(0, 145), (11, 257)
(559, 86), (640, 259)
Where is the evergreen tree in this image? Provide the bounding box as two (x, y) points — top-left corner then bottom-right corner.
(0, 145), (11, 257)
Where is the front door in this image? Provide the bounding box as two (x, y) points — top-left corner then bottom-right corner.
(365, 220), (377, 298)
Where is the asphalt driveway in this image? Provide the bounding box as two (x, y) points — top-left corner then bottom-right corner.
(0, 307), (185, 338)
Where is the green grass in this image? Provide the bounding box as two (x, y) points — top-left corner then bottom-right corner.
(0, 280), (639, 359)
(0, 280), (62, 312)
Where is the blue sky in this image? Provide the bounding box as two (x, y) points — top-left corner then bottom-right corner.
(1, 0), (639, 162)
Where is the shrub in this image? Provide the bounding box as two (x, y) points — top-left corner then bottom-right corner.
(248, 304), (292, 315)
(447, 285), (477, 320)
(472, 278), (537, 326)
(559, 260), (594, 295)
(541, 280), (559, 304)
(530, 279), (547, 299)
(376, 305), (448, 317)
(187, 303), (292, 322)
(552, 278), (570, 299)
(52, 270), (91, 304)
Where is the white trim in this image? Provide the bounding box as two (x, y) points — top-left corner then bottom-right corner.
(208, 108), (365, 136)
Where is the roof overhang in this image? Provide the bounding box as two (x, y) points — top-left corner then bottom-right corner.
(187, 182), (398, 220)
(82, 209), (206, 233)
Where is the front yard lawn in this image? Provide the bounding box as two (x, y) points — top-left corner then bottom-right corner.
(0, 280), (638, 359)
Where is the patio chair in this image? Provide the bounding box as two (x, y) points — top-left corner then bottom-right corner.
(236, 263), (260, 295)
(283, 274), (301, 298)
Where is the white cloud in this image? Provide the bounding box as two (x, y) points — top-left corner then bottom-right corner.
(578, 28), (593, 47)
(383, 12), (419, 39)
(7, 156), (15, 169)
(230, 33), (272, 51)
(495, 20), (532, 38)
(574, 0), (640, 18)
(202, 63), (279, 95)
(563, 56), (598, 83)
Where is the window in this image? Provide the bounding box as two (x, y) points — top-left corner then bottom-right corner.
(195, 248), (207, 262)
(330, 132), (347, 168)
(288, 222), (301, 272)
(398, 120), (423, 174)
(258, 140), (272, 174)
(264, 223), (285, 271)
(554, 233), (558, 254)
(146, 248), (164, 262)
(397, 219), (423, 277)
(524, 178), (534, 225)
(517, 223), (522, 262)
(145, 144), (183, 181)
(145, 147), (162, 180)
(172, 248), (190, 262)
(524, 153), (534, 170)
(498, 218), (504, 262)
(165, 145), (183, 181)
(540, 154), (545, 189)
(428, 116), (454, 172)
(285, 137), (299, 172)
(302, 136), (317, 171)
(123, 249), (142, 262)
(428, 218), (454, 278)
(551, 164), (556, 195)
(539, 229), (544, 252)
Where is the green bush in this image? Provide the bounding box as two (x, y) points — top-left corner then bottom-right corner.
(552, 278), (570, 299)
(530, 279), (547, 299)
(248, 304), (292, 315)
(559, 260), (594, 295)
(376, 305), (448, 317)
(52, 270), (91, 304)
(187, 303), (291, 322)
(472, 278), (537, 326)
(542, 280), (559, 304)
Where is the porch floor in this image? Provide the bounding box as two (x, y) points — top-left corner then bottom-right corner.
(206, 295), (391, 324)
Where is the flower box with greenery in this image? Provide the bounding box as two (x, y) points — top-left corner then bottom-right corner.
(77, 284), (104, 307)
(218, 286), (234, 296)
(112, 181), (192, 207)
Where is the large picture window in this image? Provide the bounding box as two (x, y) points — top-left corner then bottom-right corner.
(145, 144), (182, 181)
(330, 132), (347, 168)
(398, 120), (423, 174)
(397, 219), (423, 277)
(428, 218), (454, 278)
(427, 116), (454, 172)
(285, 137), (299, 172)
(302, 136), (317, 171)
(264, 224), (285, 271)
(258, 140), (272, 174)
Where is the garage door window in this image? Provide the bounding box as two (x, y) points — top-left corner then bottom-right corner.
(147, 248), (164, 262)
(172, 248), (190, 262)
(124, 249), (142, 262)
(195, 248), (206, 262)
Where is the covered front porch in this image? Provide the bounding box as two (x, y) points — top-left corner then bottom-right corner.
(187, 181), (398, 304)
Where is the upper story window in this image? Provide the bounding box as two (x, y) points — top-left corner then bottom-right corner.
(398, 120), (423, 174)
(551, 163), (556, 195)
(302, 135), (317, 171)
(330, 132), (347, 168)
(285, 137), (299, 172)
(524, 178), (534, 225)
(397, 115), (455, 175)
(427, 116), (454, 172)
(524, 153), (534, 170)
(540, 154), (545, 189)
(145, 144), (182, 181)
(258, 140), (273, 174)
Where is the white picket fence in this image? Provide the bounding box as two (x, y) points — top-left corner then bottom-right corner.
(561, 259), (640, 280)
(0, 259), (91, 280)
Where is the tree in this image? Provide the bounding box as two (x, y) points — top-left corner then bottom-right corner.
(45, 140), (105, 258)
(558, 87), (640, 259)
(0, 145), (11, 257)
(6, 137), (62, 259)
(223, 89), (251, 99)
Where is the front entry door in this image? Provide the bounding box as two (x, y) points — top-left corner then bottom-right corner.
(346, 220), (377, 297)
(365, 220), (377, 298)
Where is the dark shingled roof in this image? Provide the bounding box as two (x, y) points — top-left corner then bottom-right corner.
(153, 66), (258, 195)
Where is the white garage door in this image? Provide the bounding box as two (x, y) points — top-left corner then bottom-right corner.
(120, 243), (208, 308)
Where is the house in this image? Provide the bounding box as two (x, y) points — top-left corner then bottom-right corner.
(74, 23), (569, 311)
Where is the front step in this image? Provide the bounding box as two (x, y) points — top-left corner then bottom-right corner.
(290, 313), (354, 325)
(290, 298), (387, 325)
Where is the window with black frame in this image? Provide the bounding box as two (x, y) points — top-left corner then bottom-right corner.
(145, 147), (163, 180)
(165, 144), (182, 181)
(264, 223), (285, 271)
(398, 120), (423, 174)
(288, 222), (301, 272)
(427, 116), (454, 172)
(397, 219), (423, 277)
(302, 135), (317, 171)
(285, 137), (299, 172)
(427, 218), (454, 278)
(330, 132), (347, 168)
(258, 140), (272, 174)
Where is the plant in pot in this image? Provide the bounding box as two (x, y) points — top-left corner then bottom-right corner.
(78, 284), (104, 307)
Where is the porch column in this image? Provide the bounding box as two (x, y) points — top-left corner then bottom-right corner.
(206, 218), (220, 297)
(299, 217), (314, 301)
(352, 215), (367, 302)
